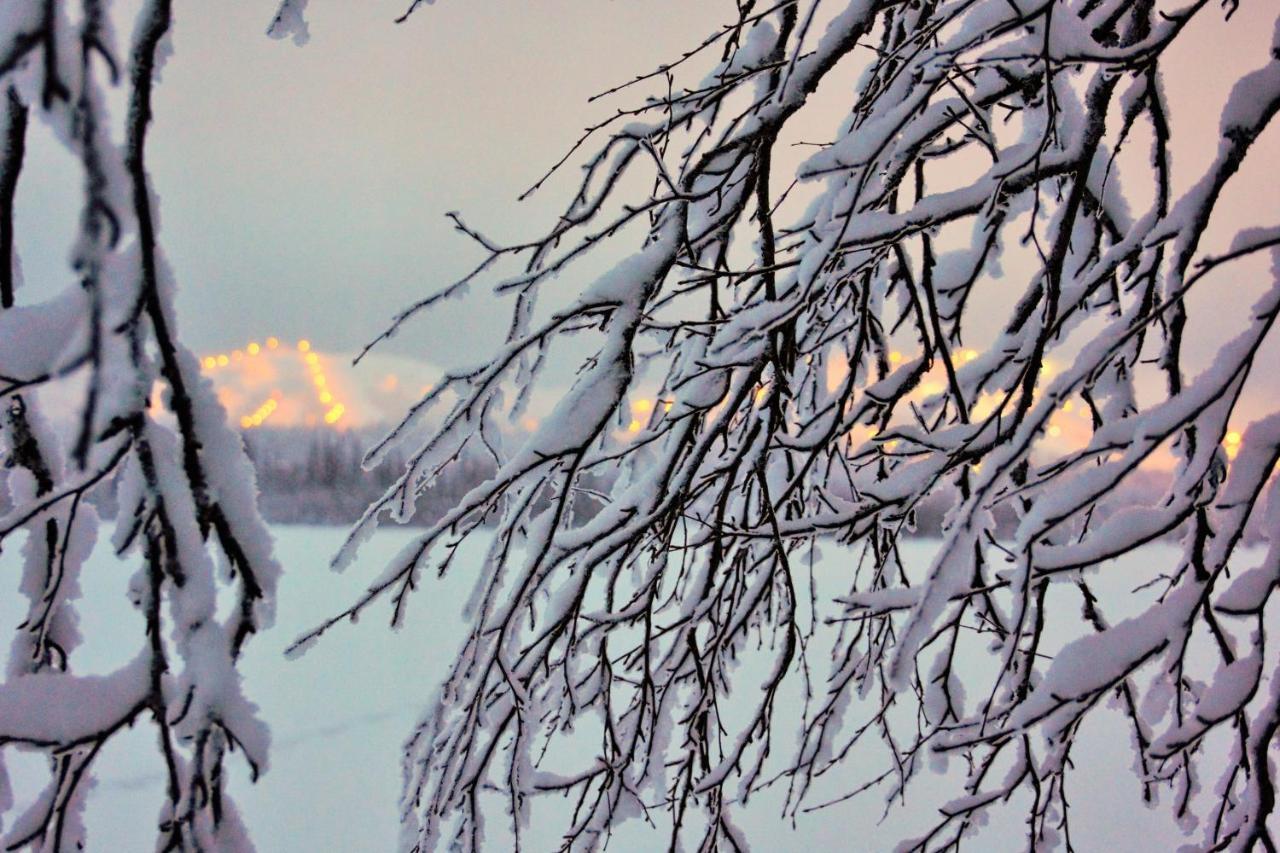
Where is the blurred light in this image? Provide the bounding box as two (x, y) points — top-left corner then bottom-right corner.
(1048, 425), (1062, 438)
(627, 419), (642, 433)
(889, 351), (903, 364)
(1225, 431), (1242, 446)
(633, 398), (652, 413)
(203, 336), (356, 430)
(961, 349), (978, 363)
(663, 401), (673, 413)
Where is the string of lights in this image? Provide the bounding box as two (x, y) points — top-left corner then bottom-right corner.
(199, 337), (348, 429)
(195, 340), (1253, 465)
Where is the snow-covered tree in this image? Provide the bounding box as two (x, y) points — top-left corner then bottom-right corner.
(0, 3), (279, 849)
(307, 0), (1280, 849)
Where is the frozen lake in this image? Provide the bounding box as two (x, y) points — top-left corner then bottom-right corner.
(0, 525), (1256, 851)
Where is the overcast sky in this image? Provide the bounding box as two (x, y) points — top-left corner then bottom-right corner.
(12, 0), (1280, 422)
(17, 1), (725, 364)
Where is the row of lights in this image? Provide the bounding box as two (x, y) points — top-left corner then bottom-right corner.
(202, 339), (1258, 461)
(591, 355), (1266, 481)
(200, 337), (348, 429)
(812, 351), (1253, 468)
(202, 336), (287, 370)
(239, 397), (279, 430)
(301, 342), (347, 425)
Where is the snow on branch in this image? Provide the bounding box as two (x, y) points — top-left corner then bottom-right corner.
(310, 0), (1280, 849)
(0, 2), (280, 849)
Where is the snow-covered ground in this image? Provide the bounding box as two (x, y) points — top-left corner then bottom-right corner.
(0, 526), (1258, 851)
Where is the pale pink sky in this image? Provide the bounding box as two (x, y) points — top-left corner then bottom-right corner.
(13, 0), (1279, 427)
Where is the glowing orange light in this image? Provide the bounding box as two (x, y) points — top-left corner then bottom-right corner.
(266, 337), (279, 349)
(239, 415), (253, 429)
(319, 390), (333, 404)
(247, 342), (260, 356)
(305, 352), (320, 366)
(324, 404), (346, 425)
(216, 354), (230, 367)
(633, 398), (652, 414)
(1047, 425), (1062, 438)
(961, 349), (979, 363)
(972, 394), (999, 419)
(627, 419), (642, 433)
(1225, 431), (1242, 446)
(202, 356), (217, 370)
(884, 440), (900, 452)
(889, 351), (903, 364)
(663, 401), (673, 413)
(298, 340), (311, 353)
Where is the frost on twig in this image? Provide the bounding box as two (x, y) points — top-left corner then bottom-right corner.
(323, 1), (1279, 850)
(0, 2), (279, 849)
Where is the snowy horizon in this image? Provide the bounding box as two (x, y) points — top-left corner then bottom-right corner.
(2, 1), (1279, 851)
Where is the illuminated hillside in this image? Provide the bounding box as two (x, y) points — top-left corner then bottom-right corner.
(195, 337), (1255, 474)
(197, 336), (436, 430)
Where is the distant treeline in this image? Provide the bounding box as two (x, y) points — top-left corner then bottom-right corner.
(242, 426), (497, 527)
(39, 425), (1266, 545)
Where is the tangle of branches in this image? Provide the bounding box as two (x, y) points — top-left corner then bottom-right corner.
(0, 3), (280, 850)
(313, 0), (1280, 850)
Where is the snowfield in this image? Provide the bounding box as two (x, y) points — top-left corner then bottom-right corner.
(0, 525), (1265, 851)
